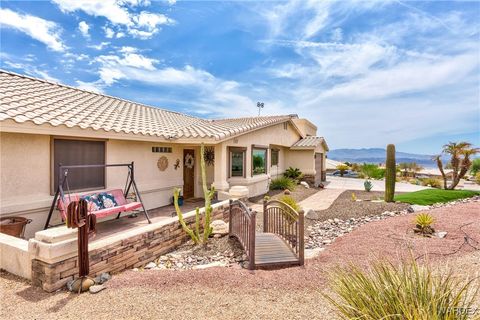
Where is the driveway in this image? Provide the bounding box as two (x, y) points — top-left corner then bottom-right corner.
(324, 176), (429, 192)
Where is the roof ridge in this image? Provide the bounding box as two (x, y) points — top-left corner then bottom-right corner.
(0, 68), (201, 121)
(210, 114), (295, 122)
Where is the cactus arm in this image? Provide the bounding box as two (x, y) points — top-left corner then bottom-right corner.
(174, 187), (199, 244)
(195, 207), (201, 240)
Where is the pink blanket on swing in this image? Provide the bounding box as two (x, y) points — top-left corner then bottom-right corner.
(57, 189), (143, 220)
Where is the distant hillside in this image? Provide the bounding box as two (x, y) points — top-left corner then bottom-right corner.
(328, 148), (439, 167)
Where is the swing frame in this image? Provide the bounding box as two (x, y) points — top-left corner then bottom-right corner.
(44, 162), (151, 229)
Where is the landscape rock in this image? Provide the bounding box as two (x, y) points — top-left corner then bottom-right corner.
(305, 248), (325, 259)
(193, 261), (228, 269)
(300, 181), (310, 189)
(305, 208), (317, 219)
(144, 262), (157, 269)
(211, 220), (229, 235)
(435, 231), (448, 239)
(94, 272), (111, 285)
(284, 189), (291, 195)
(89, 284), (106, 294)
(69, 278), (95, 293)
(408, 205), (430, 213)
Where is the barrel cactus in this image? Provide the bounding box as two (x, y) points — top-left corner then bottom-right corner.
(385, 144), (396, 202)
(364, 180), (373, 192)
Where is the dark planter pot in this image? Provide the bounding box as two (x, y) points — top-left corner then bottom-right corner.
(0, 217), (32, 238)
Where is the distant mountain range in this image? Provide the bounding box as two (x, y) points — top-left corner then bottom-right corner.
(328, 148), (441, 167)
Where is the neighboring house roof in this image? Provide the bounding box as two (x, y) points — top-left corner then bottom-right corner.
(326, 158), (345, 170)
(290, 136), (329, 151)
(0, 70), (298, 141)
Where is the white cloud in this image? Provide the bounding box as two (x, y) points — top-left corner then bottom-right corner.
(3, 60), (60, 82)
(78, 21), (90, 38)
(0, 8), (65, 52)
(52, 0), (175, 40)
(52, 0), (132, 26)
(76, 80), (105, 93)
(318, 53), (478, 100)
(104, 27), (115, 38)
(87, 42), (110, 50)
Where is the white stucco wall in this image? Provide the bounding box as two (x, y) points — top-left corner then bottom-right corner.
(0, 132), (190, 238)
(219, 122), (304, 197)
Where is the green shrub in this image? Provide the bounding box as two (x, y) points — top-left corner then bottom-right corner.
(360, 163), (385, 180)
(284, 167), (303, 180)
(270, 177), (296, 191)
(279, 195), (300, 212)
(325, 259), (479, 320)
(475, 172), (480, 185)
(470, 158), (480, 175)
(421, 178), (442, 188)
(364, 180), (373, 192)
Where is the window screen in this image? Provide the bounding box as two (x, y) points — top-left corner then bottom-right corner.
(53, 139), (105, 192)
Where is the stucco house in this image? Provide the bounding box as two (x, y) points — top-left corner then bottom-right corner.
(0, 70), (328, 237)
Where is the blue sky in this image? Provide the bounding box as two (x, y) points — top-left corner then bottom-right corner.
(1, 0), (479, 154)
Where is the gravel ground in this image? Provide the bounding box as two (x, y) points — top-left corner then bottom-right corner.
(1, 201), (478, 320)
(307, 190), (409, 222)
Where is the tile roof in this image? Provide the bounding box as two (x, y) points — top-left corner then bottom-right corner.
(0, 70), (295, 141)
(291, 136), (327, 149)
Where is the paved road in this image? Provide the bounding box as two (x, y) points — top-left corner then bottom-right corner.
(324, 176), (429, 192)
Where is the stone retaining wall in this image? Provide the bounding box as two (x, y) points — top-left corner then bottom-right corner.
(31, 201), (230, 292)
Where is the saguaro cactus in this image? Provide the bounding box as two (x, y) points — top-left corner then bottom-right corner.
(385, 144), (396, 202)
(173, 143), (214, 245)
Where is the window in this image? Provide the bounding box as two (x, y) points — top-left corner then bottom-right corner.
(152, 146), (172, 153)
(229, 147), (246, 177)
(271, 149), (279, 166)
(252, 146), (267, 175)
(53, 139), (105, 192)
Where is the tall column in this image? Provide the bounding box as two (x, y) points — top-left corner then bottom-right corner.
(212, 143), (230, 191)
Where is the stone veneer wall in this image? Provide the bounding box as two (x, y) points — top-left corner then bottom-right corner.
(31, 202), (230, 292)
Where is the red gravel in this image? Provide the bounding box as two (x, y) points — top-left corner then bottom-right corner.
(109, 201), (480, 291)
(1, 202), (478, 320)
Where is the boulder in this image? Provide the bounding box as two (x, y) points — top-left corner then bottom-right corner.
(408, 205), (431, 213)
(89, 284), (106, 294)
(284, 189), (291, 195)
(305, 248), (325, 259)
(304, 208), (317, 219)
(69, 277), (95, 293)
(300, 181), (310, 189)
(94, 272), (111, 285)
(211, 220), (229, 235)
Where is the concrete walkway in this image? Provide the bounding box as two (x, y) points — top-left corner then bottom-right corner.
(324, 176), (429, 192)
(298, 188), (344, 211)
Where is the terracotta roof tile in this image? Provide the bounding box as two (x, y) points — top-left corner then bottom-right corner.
(0, 70), (295, 141)
(291, 136), (326, 149)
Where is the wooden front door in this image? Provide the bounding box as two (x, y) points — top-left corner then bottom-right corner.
(183, 149), (195, 198)
(315, 153), (323, 185)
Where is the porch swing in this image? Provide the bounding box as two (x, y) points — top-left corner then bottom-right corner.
(44, 162), (151, 230)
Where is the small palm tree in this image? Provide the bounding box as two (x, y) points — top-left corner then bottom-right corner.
(399, 162), (410, 178)
(434, 141), (479, 190)
(410, 162), (423, 178)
